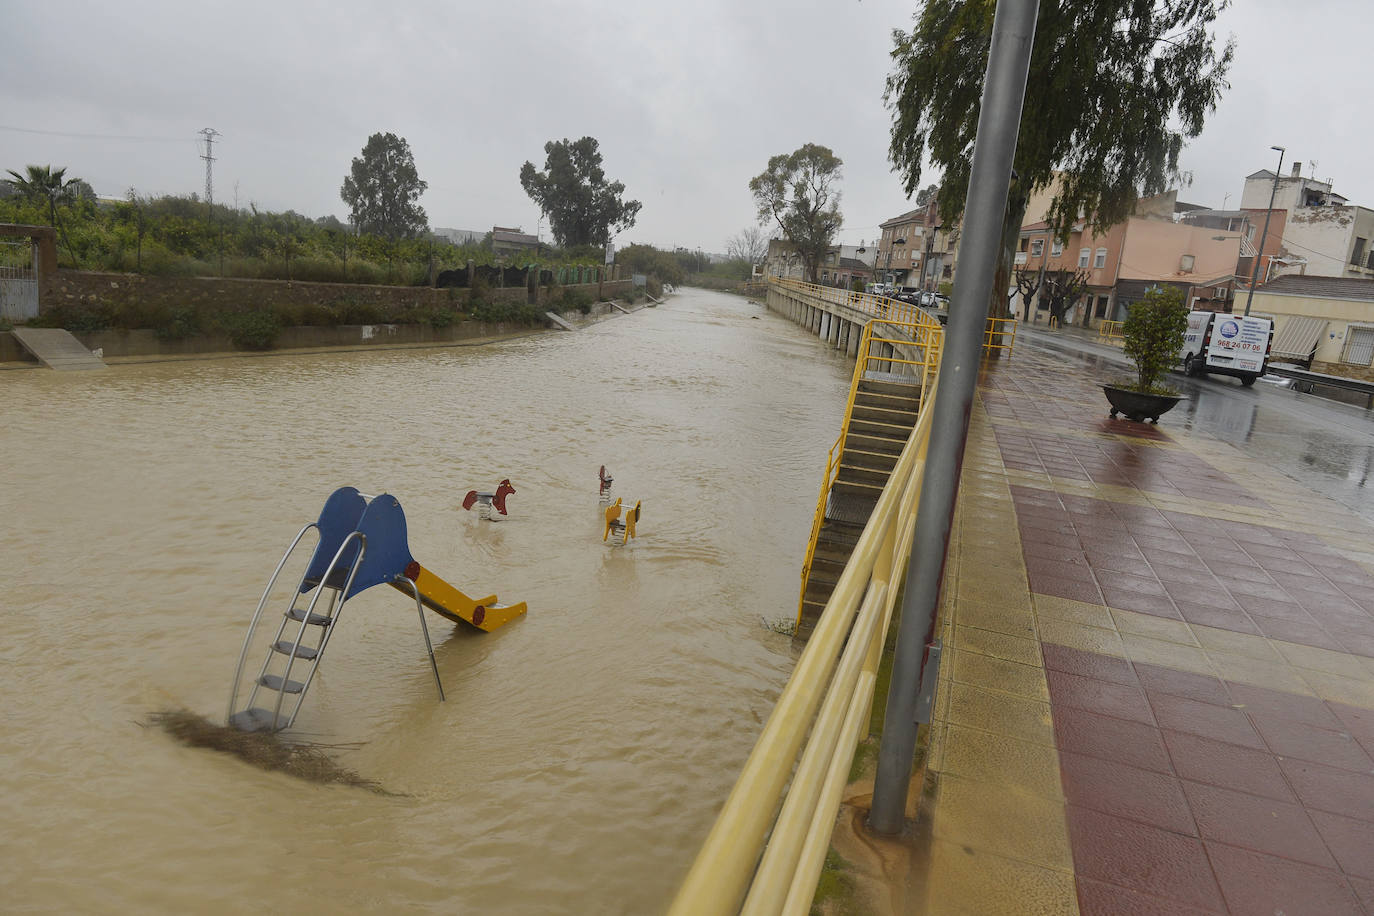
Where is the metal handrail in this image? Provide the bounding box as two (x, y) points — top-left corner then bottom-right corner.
(795, 431), (843, 623)
(984, 315), (1018, 356)
(794, 315), (942, 629)
(773, 276), (1011, 357)
(670, 377), (938, 915)
(227, 522), (318, 724)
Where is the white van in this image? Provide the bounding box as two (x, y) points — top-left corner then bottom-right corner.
(1180, 311), (1274, 387)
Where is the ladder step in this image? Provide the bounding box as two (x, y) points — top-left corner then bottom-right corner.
(286, 607), (332, 626)
(258, 674), (306, 694)
(272, 640), (319, 660)
(228, 707), (290, 732)
(302, 566), (353, 591)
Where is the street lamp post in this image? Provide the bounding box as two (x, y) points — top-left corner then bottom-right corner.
(884, 237), (906, 287)
(1244, 146), (1285, 316)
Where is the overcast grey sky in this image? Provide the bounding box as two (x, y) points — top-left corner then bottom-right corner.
(3, 0), (1369, 253)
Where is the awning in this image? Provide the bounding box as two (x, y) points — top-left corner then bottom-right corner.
(1270, 315), (1327, 361)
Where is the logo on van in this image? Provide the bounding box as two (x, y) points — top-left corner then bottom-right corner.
(1218, 320), (1240, 339)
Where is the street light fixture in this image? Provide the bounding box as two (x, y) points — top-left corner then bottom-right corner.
(1244, 145), (1285, 316)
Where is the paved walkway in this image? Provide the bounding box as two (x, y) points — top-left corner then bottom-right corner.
(914, 344), (1374, 914)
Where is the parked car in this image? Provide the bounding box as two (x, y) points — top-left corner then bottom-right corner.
(1179, 310), (1274, 386)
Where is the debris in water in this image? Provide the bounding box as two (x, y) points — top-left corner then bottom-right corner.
(761, 616), (797, 636)
(146, 709), (398, 795)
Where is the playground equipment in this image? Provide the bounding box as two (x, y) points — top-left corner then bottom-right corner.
(598, 465), (614, 504)
(603, 498), (643, 545)
(227, 487), (527, 733)
(462, 478), (516, 520)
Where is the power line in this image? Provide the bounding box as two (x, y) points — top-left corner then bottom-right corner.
(0, 124), (190, 142)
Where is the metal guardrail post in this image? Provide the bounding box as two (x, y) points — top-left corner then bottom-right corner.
(869, 0), (1039, 834)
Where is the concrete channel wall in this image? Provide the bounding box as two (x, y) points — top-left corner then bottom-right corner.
(0, 297), (639, 365)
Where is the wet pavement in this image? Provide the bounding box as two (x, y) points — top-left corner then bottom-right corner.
(1020, 325), (1374, 524)
(914, 339), (1374, 914)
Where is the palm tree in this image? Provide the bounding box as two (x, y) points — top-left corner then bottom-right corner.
(5, 165), (81, 267)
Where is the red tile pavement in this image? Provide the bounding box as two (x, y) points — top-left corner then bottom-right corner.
(1009, 484), (1374, 659)
(1042, 645), (1374, 912)
(1065, 806), (1226, 911)
(1204, 842), (1364, 915)
(975, 346), (1374, 912)
(1075, 877), (1224, 916)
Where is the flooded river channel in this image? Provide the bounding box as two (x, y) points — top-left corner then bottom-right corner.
(0, 289), (853, 913)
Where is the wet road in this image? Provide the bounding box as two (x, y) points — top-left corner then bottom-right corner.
(1019, 326), (1374, 524)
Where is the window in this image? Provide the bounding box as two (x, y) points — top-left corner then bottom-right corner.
(1020, 238), (1029, 252)
(821, 271), (830, 282)
(1180, 254), (1195, 272)
(1078, 248), (1090, 268)
(1051, 240), (1063, 257)
(1094, 248), (1107, 268)
(1354, 237), (1369, 267)
(1031, 239), (1044, 257)
(911, 251), (920, 262)
(1345, 325), (1374, 366)
(1367, 249), (1374, 270)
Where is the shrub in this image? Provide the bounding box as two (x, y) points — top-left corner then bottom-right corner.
(1121, 286), (1188, 394)
(154, 306), (203, 340)
(427, 305), (458, 329)
(562, 289), (593, 314)
(222, 310), (281, 350)
(336, 299), (389, 325)
(33, 301), (114, 333)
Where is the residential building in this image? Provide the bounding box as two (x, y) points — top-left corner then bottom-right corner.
(1247, 274), (1374, 379)
(877, 204), (936, 287)
(491, 226), (539, 258)
(765, 240), (873, 288)
(1016, 191), (1245, 325)
(1239, 163), (1374, 280)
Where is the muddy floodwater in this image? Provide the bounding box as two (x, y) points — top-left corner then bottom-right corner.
(0, 289), (853, 913)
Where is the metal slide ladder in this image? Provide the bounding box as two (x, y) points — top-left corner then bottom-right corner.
(226, 488), (444, 732)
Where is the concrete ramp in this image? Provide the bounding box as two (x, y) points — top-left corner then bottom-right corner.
(608, 302), (631, 314)
(9, 328), (107, 370)
(544, 312), (578, 332)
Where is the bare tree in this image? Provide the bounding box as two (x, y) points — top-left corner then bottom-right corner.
(726, 226), (768, 268)
(1013, 267), (1042, 322)
(1042, 268), (1090, 328)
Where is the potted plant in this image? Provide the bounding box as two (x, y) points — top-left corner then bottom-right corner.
(1103, 285), (1189, 423)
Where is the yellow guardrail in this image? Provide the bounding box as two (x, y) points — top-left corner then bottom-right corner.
(984, 315), (1018, 357)
(771, 277), (1013, 357)
(1098, 319), (1125, 344)
(794, 316), (942, 627)
(669, 374), (937, 915)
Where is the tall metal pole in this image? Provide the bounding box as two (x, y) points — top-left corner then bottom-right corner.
(1244, 146), (1285, 316)
(869, 0), (1039, 835)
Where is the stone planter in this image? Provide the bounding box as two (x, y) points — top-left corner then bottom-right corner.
(1102, 385), (1184, 423)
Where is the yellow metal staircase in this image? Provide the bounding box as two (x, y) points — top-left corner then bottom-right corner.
(796, 317), (942, 639)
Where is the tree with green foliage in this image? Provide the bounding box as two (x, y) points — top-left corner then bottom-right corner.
(1122, 285), (1188, 394)
(748, 144), (843, 284)
(520, 137), (642, 248)
(616, 243), (685, 287)
(7, 164), (78, 228)
(340, 132), (429, 240)
(6, 164), (85, 266)
(885, 1), (1233, 321)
